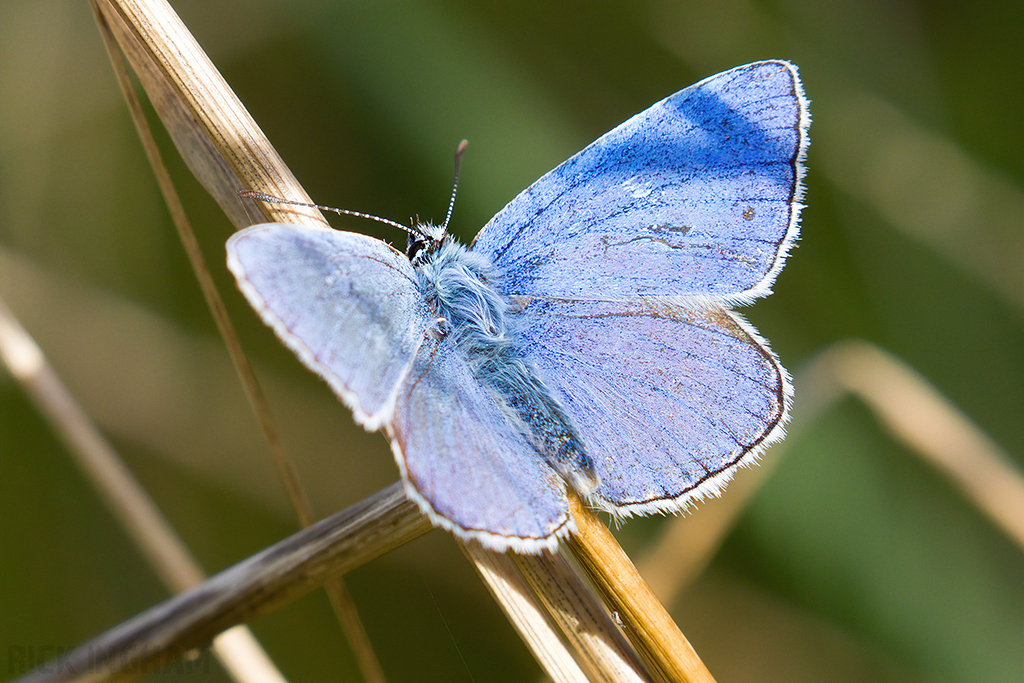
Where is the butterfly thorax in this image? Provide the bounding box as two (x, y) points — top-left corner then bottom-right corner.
(411, 233), (507, 347)
(412, 231), (599, 494)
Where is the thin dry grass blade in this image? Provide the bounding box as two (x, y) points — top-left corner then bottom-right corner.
(8, 481), (430, 683)
(461, 544), (592, 683)
(0, 296), (286, 683)
(566, 495), (716, 683)
(90, 0), (393, 678)
(508, 548), (649, 682)
(91, 0), (324, 229)
(827, 340), (1024, 550)
(0, 297), (202, 591)
(90, 0), (313, 538)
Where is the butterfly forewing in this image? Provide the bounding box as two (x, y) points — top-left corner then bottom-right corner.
(472, 61), (807, 304)
(227, 225), (431, 428)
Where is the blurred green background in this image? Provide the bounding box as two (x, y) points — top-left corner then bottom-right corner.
(2, 1), (1021, 681)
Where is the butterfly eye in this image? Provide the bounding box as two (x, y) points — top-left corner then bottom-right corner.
(408, 226), (448, 265)
(407, 233), (429, 262)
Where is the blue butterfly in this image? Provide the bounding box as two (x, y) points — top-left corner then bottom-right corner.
(227, 61), (810, 553)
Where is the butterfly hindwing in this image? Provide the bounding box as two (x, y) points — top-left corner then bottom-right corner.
(388, 334), (572, 552)
(472, 61), (808, 303)
(227, 224), (430, 428)
(514, 297), (789, 515)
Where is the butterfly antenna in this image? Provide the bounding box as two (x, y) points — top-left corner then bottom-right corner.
(441, 139), (469, 232)
(239, 191), (417, 236)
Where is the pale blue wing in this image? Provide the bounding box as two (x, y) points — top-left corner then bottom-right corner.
(388, 334), (571, 552)
(227, 224), (431, 428)
(514, 298), (789, 514)
(472, 61), (809, 303)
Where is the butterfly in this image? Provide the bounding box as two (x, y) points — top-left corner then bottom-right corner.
(227, 60), (810, 553)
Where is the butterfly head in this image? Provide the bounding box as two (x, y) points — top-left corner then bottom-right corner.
(406, 221), (448, 266)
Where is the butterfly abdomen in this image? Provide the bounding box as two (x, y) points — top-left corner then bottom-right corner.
(482, 353), (599, 494)
(415, 235), (598, 494)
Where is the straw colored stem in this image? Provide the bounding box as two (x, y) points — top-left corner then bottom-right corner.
(509, 548), (650, 682)
(565, 495), (716, 683)
(9, 481), (430, 683)
(91, 1), (389, 678)
(0, 296), (286, 683)
(461, 544), (593, 683)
